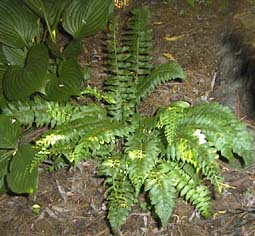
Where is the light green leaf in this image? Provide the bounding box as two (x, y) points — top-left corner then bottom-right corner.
(62, 0), (113, 39)
(0, 115), (20, 149)
(7, 144), (38, 194)
(0, 0), (37, 48)
(3, 44), (49, 100)
(45, 59), (83, 101)
(136, 61), (187, 103)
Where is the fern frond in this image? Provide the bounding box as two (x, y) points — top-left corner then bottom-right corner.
(97, 153), (126, 179)
(125, 130), (161, 196)
(70, 120), (133, 163)
(136, 62), (187, 103)
(158, 161), (211, 217)
(145, 168), (176, 227)
(171, 137), (222, 192)
(105, 17), (135, 121)
(80, 86), (116, 104)
(2, 97), (107, 128)
(99, 157), (135, 233)
(107, 177), (135, 233)
(178, 102), (252, 164)
(124, 7), (153, 82)
(31, 115), (111, 170)
(157, 101), (190, 145)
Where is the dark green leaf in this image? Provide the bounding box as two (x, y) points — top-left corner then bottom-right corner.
(0, 150), (13, 178)
(7, 144), (38, 194)
(0, 115), (20, 149)
(45, 59), (83, 101)
(0, 45), (8, 64)
(2, 45), (27, 66)
(24, 0), (70, 29)
(62, 40), (82, 59)
(3, 44), (49, 100)
(62, 0), (113, 39)
(0, 0), (37, 48)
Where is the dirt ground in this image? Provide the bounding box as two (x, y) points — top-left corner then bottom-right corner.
(1, 0), (255, 235)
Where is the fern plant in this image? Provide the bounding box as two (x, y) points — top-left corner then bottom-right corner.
(0, 6), (252, 234)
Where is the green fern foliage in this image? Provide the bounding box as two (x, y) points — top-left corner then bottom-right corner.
(145, 168), (176, 227)
(124, 7), (153, 82)
(125, 130), (161, 196)
(0, 5), (252, 234)
(177, 102), (252, 164)
(136, 62), (187, 103)
(2, 97), (107, 127)
(107, 177), (135, 233)
(105, 16), (134, 121)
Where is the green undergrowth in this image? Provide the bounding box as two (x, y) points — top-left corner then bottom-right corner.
(0, 5), (252, 234)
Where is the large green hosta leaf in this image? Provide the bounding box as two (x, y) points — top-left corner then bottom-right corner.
(24, 0), (70, 30)
(2, 45), (27, 66)
(0, 65), (8, 106)
(3, 44), (49, 100)
(45, 59), (83, 101)
(7, 144), (38, 194)
(0, 115), (20, 149)
(0, 115), (21, 192)
(0, 150), (13, 192)
(0, 46), (8, 65)
(0, 0), (37, 48)
(62, 0), (113, 39)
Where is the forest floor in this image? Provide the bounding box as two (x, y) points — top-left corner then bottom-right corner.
(1, 0), (255, 235)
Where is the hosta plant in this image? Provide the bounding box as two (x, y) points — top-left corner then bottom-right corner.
(0, 6), (252, 234)
(0, 0), (113, 105)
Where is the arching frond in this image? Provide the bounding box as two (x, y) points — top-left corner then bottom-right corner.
(178, 102), (252, 164)
(2, 97), (106, 128)
(158, 161), (211, 217)
(136, 62), (187, 103)
(125, 130), (161, 195)
(145, 168), (176, 227)
(124, 7), (153, 82)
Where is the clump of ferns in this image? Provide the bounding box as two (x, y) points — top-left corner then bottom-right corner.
(1, 7), (252, 234)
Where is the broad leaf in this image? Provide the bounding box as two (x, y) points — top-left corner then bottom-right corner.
(7, 144), (38, 194)
(0, 150), (13, 178)
(136, 61), (187, 103)
(62, 0), (113, 39)
(0, 65), (8, 106)
(0, 45), (8, 64)
(3, 44), (49, 100)
(2, 45), (27, 66)
(0, 149), (13, 192)
(0, 0), (37, 48)
(0, 115), (20, 149)
(62, 40), (83, 59)
(45, 59), (83, 101)
(24, 0), (70, 29)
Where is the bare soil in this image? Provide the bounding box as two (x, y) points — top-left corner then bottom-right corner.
(1, 1), (255, 235)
